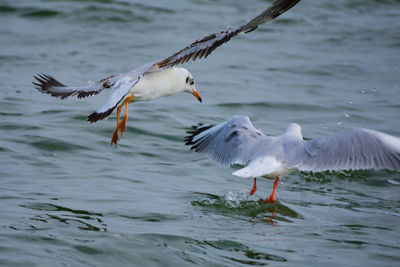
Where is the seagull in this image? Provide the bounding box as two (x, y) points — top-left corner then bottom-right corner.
(33, 0), (301, 147)
(184, 116), (400, 203)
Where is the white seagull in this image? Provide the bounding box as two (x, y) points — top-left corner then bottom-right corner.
(33, 0), (301, 147)
(185, 116), (400, 203)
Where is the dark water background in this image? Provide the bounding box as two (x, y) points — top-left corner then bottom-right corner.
(1, 0), (400, 266)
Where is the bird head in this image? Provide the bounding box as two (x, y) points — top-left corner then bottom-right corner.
(183, 71), (201, 103)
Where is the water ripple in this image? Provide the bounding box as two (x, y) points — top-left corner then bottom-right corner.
(20, 203), (107, 232)
(132, 233), (288, 266)
(22, 137), (89, 152)
(21, 9), (60, 18)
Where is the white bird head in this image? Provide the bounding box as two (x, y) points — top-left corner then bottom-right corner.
(285, 123), (303, 140)
(178, 68), (201, 103)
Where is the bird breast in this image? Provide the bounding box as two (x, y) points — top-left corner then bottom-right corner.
(233, 155), (294, 179)
(131, 68), (184, 101)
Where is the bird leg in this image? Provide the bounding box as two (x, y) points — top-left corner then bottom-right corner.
(118, 96), (135, 136)
(249, 178), (257, 196)
(265, 177), (280, 203)
(111, 105), (123, 147)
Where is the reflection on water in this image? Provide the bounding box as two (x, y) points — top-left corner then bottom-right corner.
(192, 191), (302, 225)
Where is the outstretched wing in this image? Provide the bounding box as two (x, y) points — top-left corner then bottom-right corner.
(157, 0), (301, 68)
(299, 128), (400, 172)
(33, 73), (121, 99)
(184, 116), (267, 167)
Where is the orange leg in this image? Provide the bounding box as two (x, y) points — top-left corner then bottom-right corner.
(118, 96), (135, 136)
(111, 105), (123, 147)
(250, 178), (257, 196)
(265, 177), (280, 203)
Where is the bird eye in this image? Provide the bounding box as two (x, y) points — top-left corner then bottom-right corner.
(190, 81), (194, 85)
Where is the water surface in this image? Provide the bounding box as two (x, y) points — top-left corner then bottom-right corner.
(1, 0), (400, 266)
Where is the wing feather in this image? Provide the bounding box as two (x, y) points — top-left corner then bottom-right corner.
(299, 128), (400, 172)
(86, 62), (157, 122)
(33, 73), (120, 99)
(184, 116), (267, 167)
(157, 0), (301, 69)
(87, 77), (139, 123)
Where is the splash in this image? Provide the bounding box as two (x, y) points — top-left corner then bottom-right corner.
(192, 190), (257, 209)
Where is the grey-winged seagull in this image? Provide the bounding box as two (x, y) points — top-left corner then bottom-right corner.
(185, 116), (400, 202)
(33, 0), (301, 147)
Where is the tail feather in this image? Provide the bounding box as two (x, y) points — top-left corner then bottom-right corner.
(232, 167), (252, 178)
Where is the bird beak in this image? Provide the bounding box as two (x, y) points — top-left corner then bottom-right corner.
(192, 89), (202, 103)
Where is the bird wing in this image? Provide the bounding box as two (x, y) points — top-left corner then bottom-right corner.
(184, 116), (267, 167)
(298, 128), (400, 172)
(87, 62), (158, 122)
(33, 73), (122, 99)
(156, 0), (301, 68)
(86, 77), (139, 122)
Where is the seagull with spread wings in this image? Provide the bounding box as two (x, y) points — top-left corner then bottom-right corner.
(185, 116), (400, 203)
(33, 0), (301, 146)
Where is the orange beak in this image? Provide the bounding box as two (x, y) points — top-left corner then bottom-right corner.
(192, 89), (202, 103)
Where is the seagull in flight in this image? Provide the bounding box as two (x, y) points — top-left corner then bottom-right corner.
(185, 116), (400, 203)
(33, 0), (301, 147)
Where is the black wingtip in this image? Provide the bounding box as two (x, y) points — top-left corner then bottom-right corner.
(33, 73), (69, 98)
(87, 108), (115, 123)
(184, 123), (213, 147)
(33, 73), (66, 89)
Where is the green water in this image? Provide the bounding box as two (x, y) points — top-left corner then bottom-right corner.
(1, 0), (400, 266)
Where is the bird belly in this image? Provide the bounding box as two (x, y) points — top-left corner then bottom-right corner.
(261, 166), (293, 179)
(232, 156), (293, 178)
(130, 69), (180, 101)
